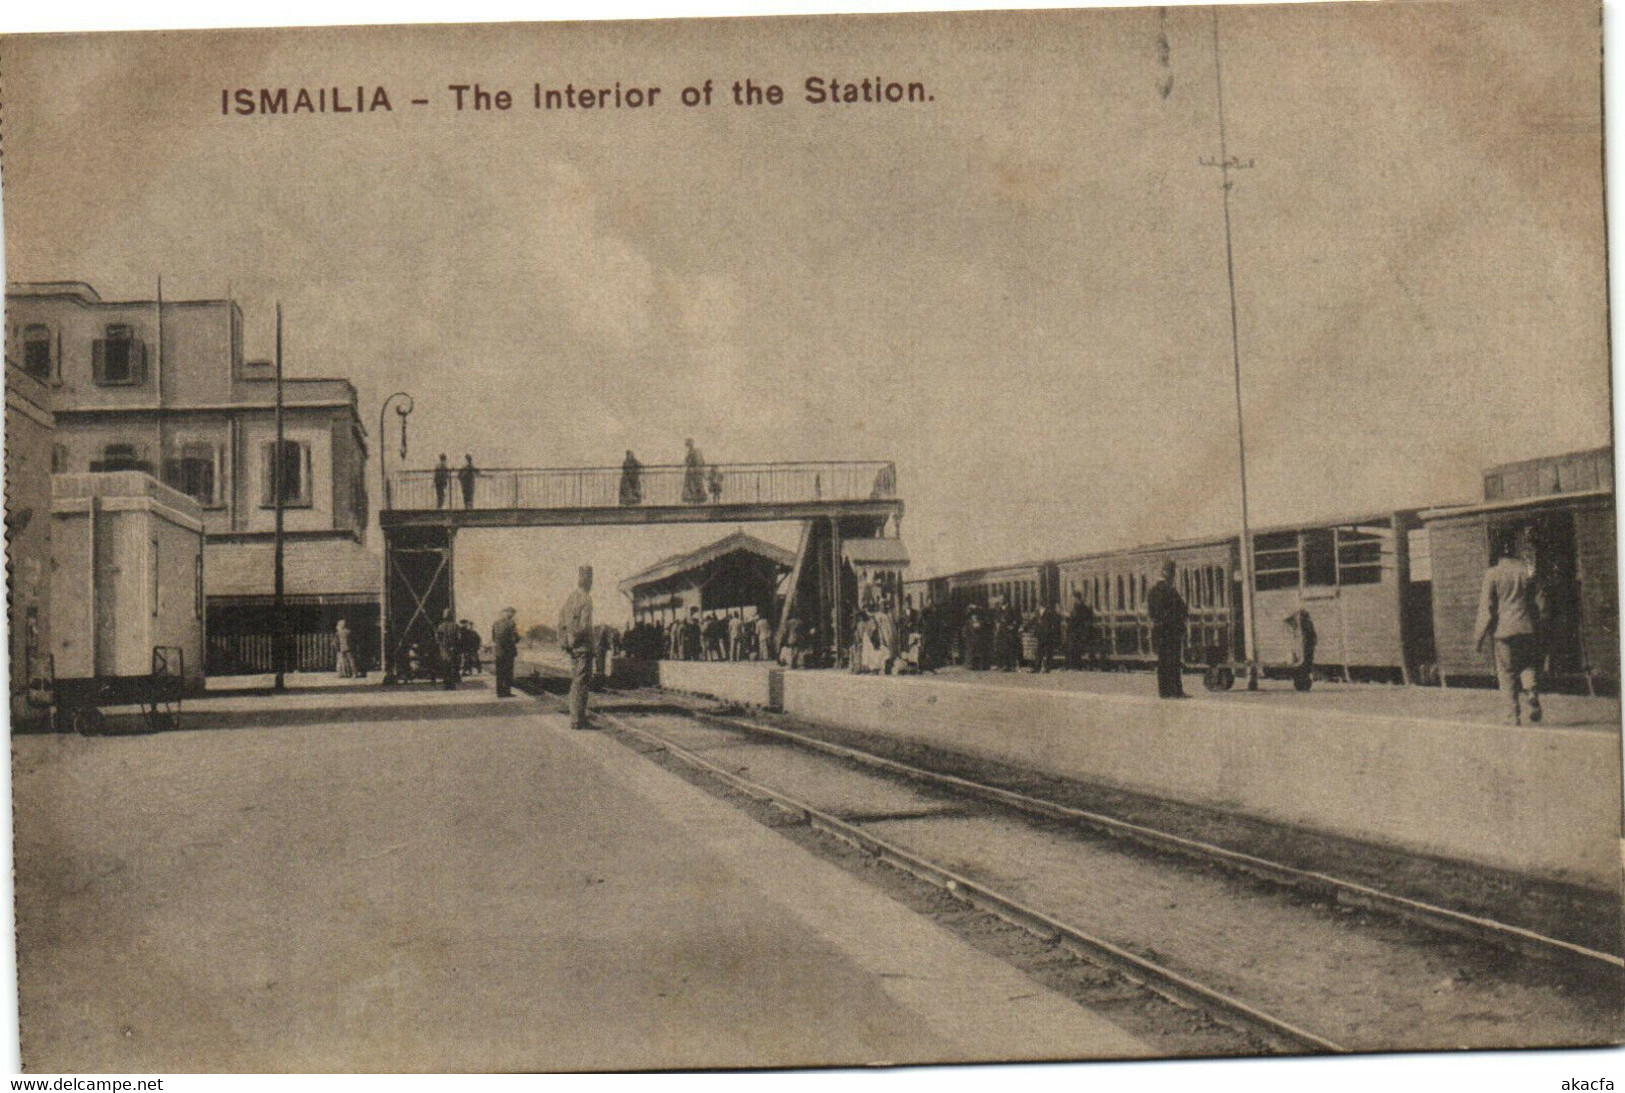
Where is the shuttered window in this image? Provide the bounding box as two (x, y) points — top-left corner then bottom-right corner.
(260, 440), (312, 507)
(22, 325), (52, 382)
(93, 324), (148, 385)
(163, 443), (220, 507)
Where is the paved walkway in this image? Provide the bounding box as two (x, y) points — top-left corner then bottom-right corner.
(13, 686), (1150, 1072)
(791, 665), (1622, 731)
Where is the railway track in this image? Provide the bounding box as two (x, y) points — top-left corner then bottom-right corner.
(606, 708), (1342, 1054)
(682, 705), (1624, 976)
(516, 670), (1622, 1055)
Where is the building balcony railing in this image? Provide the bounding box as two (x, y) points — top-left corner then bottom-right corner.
(52, 470), (203, 515)
(385, 460), (898, 512)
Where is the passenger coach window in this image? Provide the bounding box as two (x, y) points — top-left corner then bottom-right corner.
(1253, 532), (1300, 591)
(1336, 526), (1386, 585)
(1302, 529), (1336, 587)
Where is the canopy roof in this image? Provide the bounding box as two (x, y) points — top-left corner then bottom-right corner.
(619, 530), (795, 596)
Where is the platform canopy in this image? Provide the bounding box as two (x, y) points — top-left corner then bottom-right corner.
(619, 530), (796, 624)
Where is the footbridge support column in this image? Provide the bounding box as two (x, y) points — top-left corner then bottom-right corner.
(382, 523), (456, 683)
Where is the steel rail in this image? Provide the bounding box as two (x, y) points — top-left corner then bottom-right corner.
(599, 708), (1348, 1055)
(686, 706), (1624, 975)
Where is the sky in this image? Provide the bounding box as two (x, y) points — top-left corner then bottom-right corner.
(0, 0), (1611, 632)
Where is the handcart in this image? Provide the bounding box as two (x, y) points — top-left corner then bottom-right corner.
(54, 646), (186, 734)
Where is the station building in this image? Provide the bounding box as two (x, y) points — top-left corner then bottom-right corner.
(620, 531), (795, 624)
(4, 281), (378, 676)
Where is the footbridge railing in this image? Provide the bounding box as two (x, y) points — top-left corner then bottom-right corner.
(385, 460), (898, 512)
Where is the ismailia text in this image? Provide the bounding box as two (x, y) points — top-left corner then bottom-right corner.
(220, 77), (932, 116)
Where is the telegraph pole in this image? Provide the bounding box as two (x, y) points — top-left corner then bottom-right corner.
(1201, 6), (1261, 689)
(273, 303), (287, 692)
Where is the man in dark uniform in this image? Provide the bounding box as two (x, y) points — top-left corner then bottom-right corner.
(1066, 593), (1094, 670)
(434, 608), (461, 691)
(995, 599), (1021, 671)
(1146, 560), (1189, 698)
(963, 605), (986, 670)
(491, 607), (519, 698)
(1033, 603), (1061, 673)
(458, 455), (478, 509)
(433, 454), (450, 509)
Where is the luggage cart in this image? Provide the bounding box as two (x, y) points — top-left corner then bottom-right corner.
(54, 646), (186, 734)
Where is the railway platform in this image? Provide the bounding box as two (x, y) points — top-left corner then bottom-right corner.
(12, 677), (1152, 1071)
(653, 660), (1624, 888)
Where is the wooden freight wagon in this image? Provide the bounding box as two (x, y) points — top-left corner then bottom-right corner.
(1056, 536), (1239, 668)
(49, 472), (206, 729)
(1246, 510), (1426, 684)
(1419, 490), (1617, 690)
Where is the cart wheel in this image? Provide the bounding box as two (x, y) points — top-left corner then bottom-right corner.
(1204, 665), (1235, 692)
(144, 700), (177, 733)
(66, 706), (104, 735)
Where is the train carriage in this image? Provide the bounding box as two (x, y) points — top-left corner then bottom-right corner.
(912, 446), (1614, 691)
(1245, 510), (1427, 684)
(1419, 489), (1617, 690)
(946, 560), (1058, 615)
(1056, 536), (1239, 668)
(902, 576), (950, 611)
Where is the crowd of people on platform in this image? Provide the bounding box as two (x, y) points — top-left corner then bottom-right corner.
(842, 591), (1118, 678)
(623, 609), (780, 664)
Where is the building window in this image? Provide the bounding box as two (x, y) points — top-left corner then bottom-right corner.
(22, 325), (52, 382)
(261, 440), (312, 507)
(93, 323), (148, 385)
(91, 443), (152, 475)
(164, 443), (219, 507)
(50, 445), (69, 474)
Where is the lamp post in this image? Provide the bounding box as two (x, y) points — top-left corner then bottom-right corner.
(377, 392), (413, 682)
(273, 303), (286, 692)
(378, 392), (414, 512)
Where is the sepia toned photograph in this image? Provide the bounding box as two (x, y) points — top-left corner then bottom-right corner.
(0, 0), (1621, 1076)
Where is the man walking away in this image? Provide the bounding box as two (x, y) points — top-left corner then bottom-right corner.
(1475, 530), (1547, 726)
(458, 455), (478, 509)
(1147, 560), (1189, 698)
(435, 608), (461, 691)
(492, 607), (519, 698)
(560, 566), (595, 729)
(434, 454), (451, 509)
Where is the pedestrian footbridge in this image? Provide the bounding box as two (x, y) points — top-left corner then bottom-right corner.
(379, 460), (904, 681)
